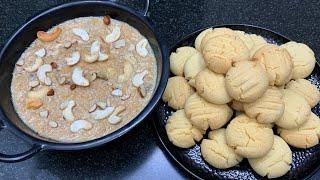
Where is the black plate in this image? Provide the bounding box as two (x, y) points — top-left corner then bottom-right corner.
(154, 24), (320, 179)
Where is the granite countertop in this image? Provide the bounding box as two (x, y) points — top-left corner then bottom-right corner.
(0, 0), (320, 179)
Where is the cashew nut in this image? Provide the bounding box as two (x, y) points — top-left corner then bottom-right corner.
(108, 106), (126, 124)
(49, 121), (58, 128)
(28, 80), (40, 89)
(72, 67), (89, 86)
(35, 48), (46, 58)
(37, 27), (62, 42)
(114, 39), (126, 49)
(90, 106), (114, 120)
(24, 58), (43, 72)
(62, 100), (76, 121)
(66, 51), (80, 66)
(39, 110), (49, 118)
(121, 93), (131, 101)
(16, 59), (24, 66)
(72, 28), (89, 41)
(138, 85), (147, 98)
(37, 64), (53, 86)
(132, 70), (148, 87)
(84, 40), (100, 63)
(136, 39), (148, 57)
(118, 61), (133, 83)
(70, 120), (92, 133)
(26, 98), (43, 109)
(26, 86), (50, 109)
(105, 26), (121, 43)
(96, 101), (107, 109)
(88, 72), (97, 82)
(98, 51), (109, 61)
(111, 89), (123, 97)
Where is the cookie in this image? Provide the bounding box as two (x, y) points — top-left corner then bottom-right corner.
(234, 30), (254, 50)
(195, 28), (213, 51)
(166, 110), (204, 148)
(200, 27), (235, 50)
(252, 44), (293, 86)
(184, 93), (233, 131)
(286, 79), (320, 107)
(248, 136), (292, 179)
(225, 61), (269, 103)
(162, 76), (194, 110)
(278, 112), (320, 148)
(184, 52), (206, 88)
(249, 34), (267, 58)
(170, 46), (198, 76)
(243, 87), (284, 124)
(281, 41), (316, 79)
(201, 129), (243, 169)
(229, 100), (244, 112)
(202, 34), (250, 74)
(195, 68), (232, 104)
(226, 114), (274, 158)
(275, 89), (311, 129)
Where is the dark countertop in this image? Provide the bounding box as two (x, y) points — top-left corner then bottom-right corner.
(0, 0), (320, 179)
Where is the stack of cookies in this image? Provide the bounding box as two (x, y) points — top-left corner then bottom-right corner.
(163, 27), (320, 179)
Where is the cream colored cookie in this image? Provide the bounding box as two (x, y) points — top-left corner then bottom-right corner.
(243, 87), (284, 124)
(275, 89), (311, 129)
(202, 34), (250, 74)
(252, 44), (293, 86)
(170, 46), (198, 76)
(166, 110), (204, 148)
(184, 52), (206, 88)
(184, 93), (233, 131)
(281, 41), (316, 79)
(200, 27), (235, 50)
(286, 79), (320, 107)
(201, 129), (243, 169)
(225, 61), (269, 103)
(229, 100), (244, 112)
(278, 112), (320, 148)
(248, 136), (292, 179)
(162, 76), (194, 110)
(234, 30), (254, 50)
(195, 28), (213, 51)
(195, 68), (232, 104)
(249, 34), (267, 58)
(226, 114), (274, 158)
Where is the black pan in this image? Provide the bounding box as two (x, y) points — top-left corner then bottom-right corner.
(154, 24), (320, 179)
(0, 0), (169, 162)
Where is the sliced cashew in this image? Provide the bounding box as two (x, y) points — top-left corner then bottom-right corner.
(136, 39), (148, 57)
(128, 44), (135, 51)
(26, 98), (43, 109)
(39, 110), (49, 118)
(89, 104), (97, 113)
(64, 41), (72, 49)
(132, 70), (148, 87)
(70, 120), (92, 133)
(98, 51), (109, 61)
(28, 80), (40, 88)
(108, 106), (126, 124)
(35, 48), (46, 58)
(72, 28), (89, 41)
(84, 40), (100, 63)
(49, 121), (58, 128)
(37, 27), (62, 42)
(16, 59), (24, 66)
(25, 86), (49, 109)
(62, 100), (76, 121)
(60, 101), (68, 110)
(121, 93), (131, 101)
(24, 58), (43, 72)
(114, 39), (126, 49)
(111, 89), (123, 97)
(105, 26), (121, 43)
(91, 106), (114, 120)
(138, 85), (147, 98)
(66, 51), (80, 66)
(37, 64), (52, 86)
(72, 67), (89, 86)
(118, 61), (133, 83)
(96, 101), (107, 109)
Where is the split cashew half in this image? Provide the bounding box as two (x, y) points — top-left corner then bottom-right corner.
(136, 39), (148, 57)
(70, 120), (92, 133)
(37, 27), (62, 42)
(72, 67), (90, 86)
(24, 58), (43, 72)
(72, 28), (89, 41)
(37, 64), (53, 86)
(105, 26), (121, 43)
(118, 61), (133, 83)
(25, 86), (50, 109)
(132, 70), (148, 87)
(84, 40), (100, 63)
(35, 48), (46, 58)
(108, 106), (126, 124)
(62, 100), (76, 121)
(90, 106), (115, 120)
(66, 51), (80, 66)
(98, 51), (109, 61)
(114, 39), (126, 49)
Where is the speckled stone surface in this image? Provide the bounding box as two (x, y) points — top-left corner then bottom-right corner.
(0, 0), (320, 179)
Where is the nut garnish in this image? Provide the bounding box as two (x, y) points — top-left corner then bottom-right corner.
(60, 101), (68, 110)
(39, 110), (49, 118)
(105, 26), (121, 43)
(84, 40), (100, 63)
(138, 85), (146, 98)
(90, 106), (114, 120)
(49, 121), (58, 128)
(132, 70), (148, 87)
(66, 51), (80, 66)
(121, 93), (131, 101)
(118, 61), (133, 83)
(26, 98), (43, 109)
(24, 58), (43, 72)
(108, 106), (126, 124)
(37, 27), (62, 42)
(72, 67), (90, 86)
(47, 89), (54, 96)
(88, 72), (97, 82)
(16, 59), (25, 66)
(64, 41), (72, 49)
(103, 16), (111, 25)
(114, 39), (126, 49)
(96, 101), (107, 109)
(28, 80), (40, 88)
(35, 48), (46, 58)
(37, 64), (53, 86)
(72, 28), (89, 41)
(62, 100), (76, 121)
(111, 89), (123, 97)
(89, 104), (98, 113)
(136, 39), (148, 57)
(58, 75), (67, 85)
(25, 86), (50, 109)
(50, 62), (58, 69)
(70, 120), (92, 133)
(98, 51), (109, 61)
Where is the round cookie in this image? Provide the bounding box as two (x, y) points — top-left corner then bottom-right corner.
(275, 89), (311, 129)
(195, 28), (213, 51)
(166, 110), (204, 148)
(229, 100), (244, 112)
(184, 93), (233, 131)
(201, 129), (243, 169)
(202, 34), (250, 74)
(243, 87), (284, 124)
(286, 79), (320, 107)
(249, 34), (267, 58)
(234, 30), (254, 50)
(248, 136), (292, 179)
(281, 41), (316, 79)
(162, 76), (194, 110)
(200, 27), (235, 50)
(195, 68), (232, 104)
(226, 114), (274, 158)
(170, 46), (198, 76)
(278, 112), (320, 148)
(184, 52), (206, 88)
(225, 61), (269, 103)
(252, 44), (293, 86)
